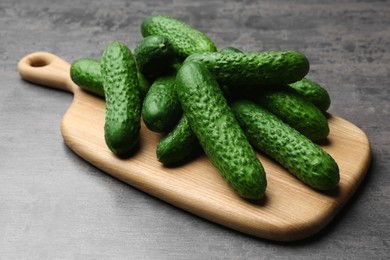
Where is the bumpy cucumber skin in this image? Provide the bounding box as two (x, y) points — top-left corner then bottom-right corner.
(134, 35), (175, 78)
(176, 62), (267, 200)
(141, 15), (217, 59)
(287, 78), (331, 112)
(142, 75), (182, 133)
(101, 42), (141, 156)
(157, 116), (202, 164)
(70, 58), (150, 100)
(70, 58), (105, 97)
(257, 91), (330, 141)
(184, 51), (309, 87)
(231, 100), (339, 190)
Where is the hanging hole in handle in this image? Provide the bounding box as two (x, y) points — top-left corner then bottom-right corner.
(26, 53), (55, 68)
(30, 57), (49, 67)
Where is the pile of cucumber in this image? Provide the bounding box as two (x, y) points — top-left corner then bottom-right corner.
(70, 14), (339, 200)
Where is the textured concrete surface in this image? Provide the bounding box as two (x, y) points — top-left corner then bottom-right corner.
(1, 0), (389, 259)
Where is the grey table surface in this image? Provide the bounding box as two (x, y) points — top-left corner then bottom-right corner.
(1, 0), (389, 259)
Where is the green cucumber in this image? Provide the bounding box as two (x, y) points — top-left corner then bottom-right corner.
(287, 78), (331, 112)
(231, 100), (339, 190)
(101, 41), (141, 156)
(142, 75), (182, 133)
(184, 50), (309, 88)
(70, 58), (104, 97)
(156, 115), (202, 164)
(141, 15), (217, 59)
(70, 58), (150, 100)
(134, 35), (176, 78)
(257, 91), (330, 141)
(176, 62), (267, 200)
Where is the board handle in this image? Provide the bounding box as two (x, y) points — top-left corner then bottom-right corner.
(18, 52), (77, 93)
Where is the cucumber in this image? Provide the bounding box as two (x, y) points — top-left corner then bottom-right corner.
(70, 58), (104, 97)
(142, 75), (182, 133)
(70, 58), (150, 100)
(184, 50), (309, 88)
(101, 41), (141, 156)
(287, 78), (331, 112)
(134, 35), (176, 78)
(141, 15), (217, 59)
(231, 100), (339, 190)
(156, 115), (202, 164)
(257, 91), (330, 141)
(176, 62), (267, 200)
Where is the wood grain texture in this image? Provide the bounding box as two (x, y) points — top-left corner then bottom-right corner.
(18, 52), (371, 241)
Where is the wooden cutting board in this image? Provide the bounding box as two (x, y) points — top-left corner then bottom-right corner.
(18, 52), (371, 241)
